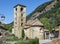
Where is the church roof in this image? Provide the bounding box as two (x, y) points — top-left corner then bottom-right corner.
(14, 4), (26, 8)
(24, 19), (44, 29)
(31, 19), (43, 26)
(26, 18), (43, 26)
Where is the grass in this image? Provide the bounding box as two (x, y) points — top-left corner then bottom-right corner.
(6, 37), (23, 41)
(6, 37), (39, 44)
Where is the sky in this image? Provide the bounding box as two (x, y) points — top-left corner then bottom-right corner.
(0, 0), (50, 24)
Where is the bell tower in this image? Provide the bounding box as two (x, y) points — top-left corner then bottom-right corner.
(14, 4), (26, 38)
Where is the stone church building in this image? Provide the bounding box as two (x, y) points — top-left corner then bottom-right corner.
(12, 4), (45, 39)
(12, 4), (59, 39)
(24, 19), (44, 39)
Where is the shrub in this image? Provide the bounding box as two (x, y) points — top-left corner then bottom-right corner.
(16, 38), (39, 44)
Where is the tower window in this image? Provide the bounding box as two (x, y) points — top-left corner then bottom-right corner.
(21, 19), (23, 21)
(15, 8), (17, 11)
(21, 8), (23, 11)
(21, 13), (23, 17)
(21, 23), (23, 26)
(0, 32), (2, 36)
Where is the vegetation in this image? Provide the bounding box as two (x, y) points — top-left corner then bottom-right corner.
(6, 33), (39, 44)
(38, 0), (60, 29)
(6, 34), (23, 41)
(0, 21), (13, 32)
(27, 0), (60, 30)
(27, 0), (53, 20)
(16, 38), (39, 44)
(40, 18), (52, 31)
(22, 29), (25, 39)
(6, 37), (19, 41)
(2, 24), (13, 32)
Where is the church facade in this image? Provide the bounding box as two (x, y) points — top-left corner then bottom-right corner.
(13, 4), (48, 39)
(24, 19), (44, 39)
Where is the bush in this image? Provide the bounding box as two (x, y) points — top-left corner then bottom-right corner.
(16, 38), (39, 44)
(6, 37), (19, 41)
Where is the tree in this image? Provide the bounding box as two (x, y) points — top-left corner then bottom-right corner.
(40, 18), (52, 31)
(0, 22), (1, 25)
(40, 18), (52, 39)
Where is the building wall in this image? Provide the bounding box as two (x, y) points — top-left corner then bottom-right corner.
(14, 5), (26, 38)
(0, 29), (6, 44)
(24, 27), (44, 39)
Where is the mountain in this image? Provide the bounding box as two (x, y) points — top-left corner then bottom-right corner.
(26, 0), (54, 20)
(27, 0), (60, 29)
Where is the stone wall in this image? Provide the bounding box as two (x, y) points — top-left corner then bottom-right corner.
(51, 38), (60, 44)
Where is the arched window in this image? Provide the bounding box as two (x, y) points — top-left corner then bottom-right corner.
(21, 8), (23, 11)
(21, 23), (23, 26)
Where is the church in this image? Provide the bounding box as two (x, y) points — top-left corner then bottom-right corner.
(12, 4), (59, 40)
(12, 4), (45, 39)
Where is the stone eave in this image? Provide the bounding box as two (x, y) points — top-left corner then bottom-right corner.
(14, 4), (26, 8)
(24, 25), (44, 29)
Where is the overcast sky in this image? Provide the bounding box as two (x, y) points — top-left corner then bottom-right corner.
(0, 0), (50, 24)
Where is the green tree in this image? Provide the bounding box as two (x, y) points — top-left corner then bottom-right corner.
(40, 18), (52, 31)
(40, 18), (53, 39)
(0, 22), (1, 25)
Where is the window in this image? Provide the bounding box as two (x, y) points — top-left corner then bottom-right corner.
(21, 23), (23, 26)
(15, 8), (17, 11)
(21, 8), (23, 11)
(0, 32), (2, 36)
(21, 19), (23, 21)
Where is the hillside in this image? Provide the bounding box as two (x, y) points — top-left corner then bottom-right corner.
(0, 22), (13, 32)
(26, 0), (54, 20)
(27, 0), (60, 30)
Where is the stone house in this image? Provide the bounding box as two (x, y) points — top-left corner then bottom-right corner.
(44, 28), (59, 39)
(0, 26), (8, 44)
(24, 19), (44, 39)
